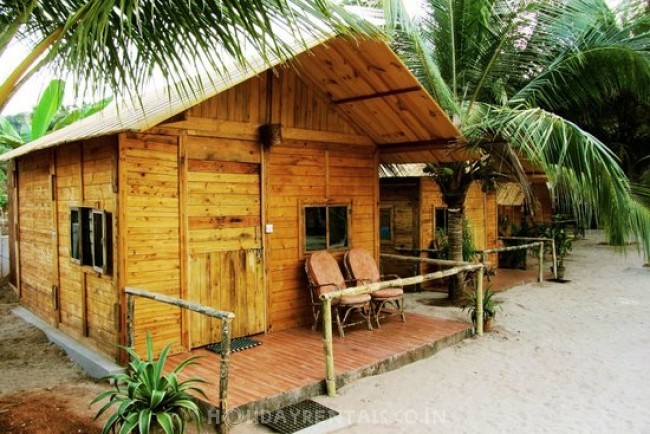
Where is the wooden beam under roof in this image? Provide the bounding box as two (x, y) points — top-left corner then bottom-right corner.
(378, 137), (466, 154)
(331, 87), (421, 105)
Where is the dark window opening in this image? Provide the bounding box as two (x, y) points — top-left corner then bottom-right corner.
(70, 207), (112, 275)
(304, 205), (349, 252)
(379, 207), (393, 241)
(435, 207), (448, 234)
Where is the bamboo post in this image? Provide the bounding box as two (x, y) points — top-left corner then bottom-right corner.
(126, 293), (135, 357)
(219, 318), (232, 434)
(538, 241), (544, 283)
(321, 298), (336, 396)
(551, 238), (558, 279)
(476, 266), (484, 336)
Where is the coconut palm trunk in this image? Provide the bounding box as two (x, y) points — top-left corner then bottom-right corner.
(443, 191), (468, 300)
(426, 162), (474, 300)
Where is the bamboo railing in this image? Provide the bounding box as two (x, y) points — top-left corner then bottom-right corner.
(497, 236), (557, 279)
(124, 287), (235, 434)
(318, 259), (485, 396)
(478, 241), (546, 282)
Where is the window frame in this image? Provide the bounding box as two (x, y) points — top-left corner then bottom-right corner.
(302, 202), (351, 253)
(70, 207), (82, 264)
(69, 206), (112, 275)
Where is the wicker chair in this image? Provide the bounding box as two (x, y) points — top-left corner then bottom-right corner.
(305, 251), (372, 337)
(344, 248), (405, 328)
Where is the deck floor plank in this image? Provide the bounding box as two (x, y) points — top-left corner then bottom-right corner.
(165, 312), (470, 409)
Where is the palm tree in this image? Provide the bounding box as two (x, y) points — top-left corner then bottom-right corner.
(0, 0), (378, 113)
(376, 0), (650, 299)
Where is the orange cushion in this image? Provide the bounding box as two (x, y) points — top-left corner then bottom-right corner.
(339, 293), (371, 305)
(371, 287), (403, 299)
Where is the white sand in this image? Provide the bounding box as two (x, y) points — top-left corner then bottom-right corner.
(235, 231), (650, 433)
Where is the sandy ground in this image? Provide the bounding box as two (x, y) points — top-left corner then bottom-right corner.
(0, 230), (648, 433)
(0, 286), (107, 433)
(235, 231), (650, 433)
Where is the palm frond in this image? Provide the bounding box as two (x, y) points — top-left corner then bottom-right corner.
(2, 0), (382, 111)
(472, 105), (650, 255)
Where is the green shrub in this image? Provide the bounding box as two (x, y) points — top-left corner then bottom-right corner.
(92, 334), (206, 434)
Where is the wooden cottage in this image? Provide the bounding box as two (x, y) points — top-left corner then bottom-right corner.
(2, 36), (467, 361)
(380, 165), (498, 279)
(497, 179), (553, 235)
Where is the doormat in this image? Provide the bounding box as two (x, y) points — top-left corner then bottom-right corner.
(259, 399), (339, 434)
(205, 337), (261, 354)
(548, 278), (571, 284)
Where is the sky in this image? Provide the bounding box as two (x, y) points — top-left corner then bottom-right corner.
(0, 0), (626, 116)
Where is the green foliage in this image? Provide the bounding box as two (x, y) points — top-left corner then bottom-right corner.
(0, 79), (111, 150)
(383, 0), (650, 258)
(0, 0), (380, 112)
(92, 334), (207, 434)
(461, 218), (477, 262)
(30, 79), (64, 140)
(544, 227), (573, 267)
(434, 217), (477, 262)
(461, 287), (501, 324)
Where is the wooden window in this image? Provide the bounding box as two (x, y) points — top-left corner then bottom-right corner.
(379, 207), (393, 242)
(435, 207), (448, 234)
(70, 207), (112, 275)
(304, 204), (349, 252)
(91, 209), (112, 274)
(70, 208), (81, 263)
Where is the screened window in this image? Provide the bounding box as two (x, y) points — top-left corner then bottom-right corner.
(304, 205), (349, 252)
(435, 207), (448, 234)
(379, 207), (393, 241)
(70, 207), (112, 275)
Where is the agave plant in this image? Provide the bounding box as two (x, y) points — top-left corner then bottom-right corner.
(92, 335), (207, 434)
(461, 287), (501, 326)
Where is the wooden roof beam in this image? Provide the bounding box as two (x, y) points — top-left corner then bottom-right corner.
(331, 86), (421, 105)
(378, 138), (466, 154)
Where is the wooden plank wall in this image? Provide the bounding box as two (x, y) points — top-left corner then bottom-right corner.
(17, 150), (54, 322)
(80, 139), (119, 355)
(419, 179), (497, 266)
(531, 182), (553, 224)
(55, 138), (119, 356)
(379, 178), (420, 278)
(16, 139), (119, 359)
(56, 143), (84, 337)
(186, 67), (377, 332)
(120, 133), (183, 356)
(265, 141), (377, 331)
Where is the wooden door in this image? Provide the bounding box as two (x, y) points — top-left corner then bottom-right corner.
(186, 151), (265, 348)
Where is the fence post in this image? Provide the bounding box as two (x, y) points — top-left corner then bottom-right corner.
(476, 266), (484, 336)
(126, 293), (135, 357)
(321, 298), (336, 397)
(551, 238), (557, 279)
(219, 318), (232, 434)
(538, 242), (544, 283)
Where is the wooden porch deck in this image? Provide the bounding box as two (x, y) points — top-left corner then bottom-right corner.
(165, 312), (471, 414)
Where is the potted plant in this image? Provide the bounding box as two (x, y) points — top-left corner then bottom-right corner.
(545, 227), (573, 279)
(461, 287), (501, 332)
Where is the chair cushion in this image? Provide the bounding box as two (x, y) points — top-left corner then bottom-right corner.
(339, 293), (371, 305)
(306, 251), (346, 298)
(371, 287), (404, 299)
(345, 248), (380, 283)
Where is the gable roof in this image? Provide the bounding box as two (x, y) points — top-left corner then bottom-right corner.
(1, 35), (467, 163)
